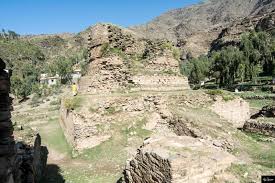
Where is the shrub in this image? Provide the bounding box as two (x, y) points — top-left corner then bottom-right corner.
(206, 89), (224, 96)
(64, 97), (82, 110)
(222, 94), (235, 101)
(207, 89), (235, 101)
(172, 47), (181, 61)
(30, 94), (41, 107)
(50, 99), (61, 106)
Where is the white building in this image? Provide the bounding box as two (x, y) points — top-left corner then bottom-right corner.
(40, 74), (61, 86)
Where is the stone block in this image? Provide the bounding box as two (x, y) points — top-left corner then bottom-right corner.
(124, 135), (236, 183)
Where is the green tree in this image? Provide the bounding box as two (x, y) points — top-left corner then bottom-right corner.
(211, 46), (244, 87)
(188, 56), (210, 84)
(48, 56), (73, 84)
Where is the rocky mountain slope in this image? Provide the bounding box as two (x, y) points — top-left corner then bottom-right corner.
(131, 0), (275, 57)
(211, 10), (275, 51)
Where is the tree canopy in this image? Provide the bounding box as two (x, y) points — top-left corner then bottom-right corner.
(181, 31), (275, 88)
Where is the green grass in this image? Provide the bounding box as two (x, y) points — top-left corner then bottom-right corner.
(244, 131), (274, 142)
(206, 89), (235, 101)
(237, 91), (275, 99)
(75, 117), (151, 183)
(233, 130), (275, 169)
(62, 168), (121, 183)
(227, 164), (264, 183)
(123, 118), (151, 138)
(247, 99), (274, 109)
(39, 117), (72, 156)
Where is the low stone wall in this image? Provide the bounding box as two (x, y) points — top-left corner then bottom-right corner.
(60, 101), (111, 150)
(131, 75), (189, 91)
(59, 104), (76, 147)
(243, 120), (275, 137)
(211, 97), (250, 128)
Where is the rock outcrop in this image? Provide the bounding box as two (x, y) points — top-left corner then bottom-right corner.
(243, 105), (275, 137)
(124, 135), (236, 183)
(211, 10), (275, 50)
(251, 105), (275, 119)
(131, 0), (274, 57)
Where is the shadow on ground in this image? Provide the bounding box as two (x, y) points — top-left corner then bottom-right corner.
(40, 164), (65, 183)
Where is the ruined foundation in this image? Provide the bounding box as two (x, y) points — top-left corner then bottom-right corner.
(124, 136), (236, 183)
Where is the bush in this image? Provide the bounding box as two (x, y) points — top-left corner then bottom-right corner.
(222, 94), (235, 101)
(30, 94), (41, 107)
(64, 97), (82, 110)
(207, 89), (235, 101)
(206, 89), (224, 96)
(50, 99), (61, 106)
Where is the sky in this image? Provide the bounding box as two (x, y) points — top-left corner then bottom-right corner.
(0, 0), (201, 35)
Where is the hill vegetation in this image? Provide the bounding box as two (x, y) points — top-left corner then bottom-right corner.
(182, 30), (275, 88)
(0, 30), (88, 99)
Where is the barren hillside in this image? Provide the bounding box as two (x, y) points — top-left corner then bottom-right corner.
(131, 0), (275, 57)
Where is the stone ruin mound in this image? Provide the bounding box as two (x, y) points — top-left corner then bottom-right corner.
(79, 23), (189, 94)
(210, 97), (250, 128)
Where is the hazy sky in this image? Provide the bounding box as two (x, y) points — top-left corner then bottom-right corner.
(0, 0), (200, 35)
